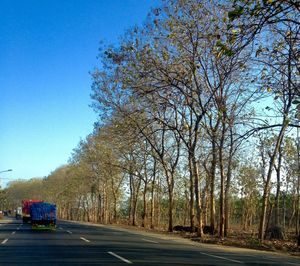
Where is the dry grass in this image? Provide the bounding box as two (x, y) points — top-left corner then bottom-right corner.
(117, 223), (300, 256)
(178, 229), (300, 256)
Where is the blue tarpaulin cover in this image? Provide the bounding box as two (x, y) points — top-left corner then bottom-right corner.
(30, 202), (56, 221)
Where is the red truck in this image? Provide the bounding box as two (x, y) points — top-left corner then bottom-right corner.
(22, 199), (43, 223)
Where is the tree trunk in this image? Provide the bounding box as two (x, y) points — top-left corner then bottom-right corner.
(225, 130), (234, 237)
(274, 144), (283, 227)
(166, 170), (174, 232)
(219, 156), (225, 238)
(210, 138), (217, 234)
(142, 182), (148, 228)
(274, 168), (281, 227)
(259, 122), (288, 241)
(150, 160), (156, 229)
(150, 183), (155, 229)
(105, 191), (109, 224)
(219, 117), (226, 238)
(202, 179), (209, 226)
(193, 159), (203, 236)
(296, 128), (300, 235)
(129, 173), (134, 225)
(97, 187), (102, 223)
(131, 176), (141, 226)
(189, 153), (195, 230)
(265, 199), (274, 237)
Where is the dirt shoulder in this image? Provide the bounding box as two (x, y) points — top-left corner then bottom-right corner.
(63, 220), (300, 257)
(113, 224), (300, 256)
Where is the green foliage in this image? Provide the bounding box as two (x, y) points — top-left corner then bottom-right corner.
(228, 6), (244, 21)
(216, 40), (235, 56)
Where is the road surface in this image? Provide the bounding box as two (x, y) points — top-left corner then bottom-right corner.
(0, 218), (299, 265)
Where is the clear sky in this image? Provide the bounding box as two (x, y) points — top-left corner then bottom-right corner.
(0, 0), (161, 187)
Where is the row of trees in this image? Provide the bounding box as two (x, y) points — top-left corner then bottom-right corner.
(3, 0), (300, 243)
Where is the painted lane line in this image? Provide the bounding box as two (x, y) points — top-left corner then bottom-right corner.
(80, 237), (90, 243)
(200, 252), (243, 264)
(67, 230), (72, 234)
(142, 238), (159, 244)
(1, 239), (8, 244)
(11, 231), (16, 235)
(108, 251), (132, 264)
(59, 227), (63, 230)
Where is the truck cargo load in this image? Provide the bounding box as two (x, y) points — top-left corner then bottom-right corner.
(22, 199), (43, 223)
(30, 202), (56, 230)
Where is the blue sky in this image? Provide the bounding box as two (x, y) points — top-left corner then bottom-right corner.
(0, 0), (161, 187)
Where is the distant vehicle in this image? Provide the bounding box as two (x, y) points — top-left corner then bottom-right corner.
(30, 202), (56, 230)
(15, 207), (22, 219)
(22, 199), (43, 223)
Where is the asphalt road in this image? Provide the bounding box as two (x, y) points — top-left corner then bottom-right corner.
(0, 218), (299, 265)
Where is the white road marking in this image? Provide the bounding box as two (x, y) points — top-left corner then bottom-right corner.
(1, 239), (8, 244)
(11, 231), (16, 235)
(108, 251), (132, 264)
(200, 252), (243, 264)
(80, 237), (90, 243)
(59, 227), (63, 230)
(67, 230), (72, 234)
(142, 238), (159, 244)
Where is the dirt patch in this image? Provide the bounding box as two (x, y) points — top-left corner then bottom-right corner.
(65, 220), (300, 257)
(110, 223), (300, 256)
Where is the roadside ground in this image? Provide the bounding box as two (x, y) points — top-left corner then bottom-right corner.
(62, 219), (300, 258)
